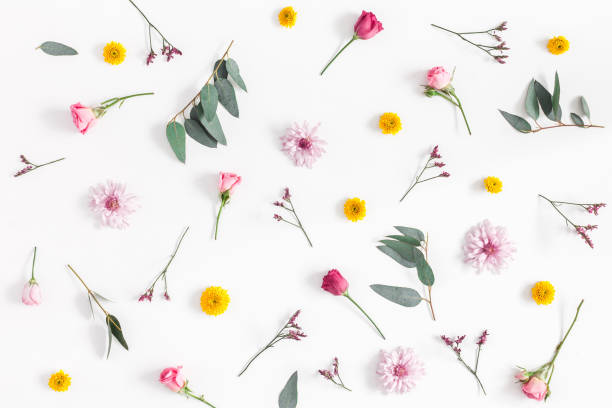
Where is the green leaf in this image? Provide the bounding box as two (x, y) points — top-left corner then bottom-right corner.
(37, 41), (78, 56)
(200, 84), (218, 122)
(377, 245), (417, 269)
(106, 320), (113, 359)
(215, 78), (239, 118)
(525, 80), (539, 121)
(278, 371), (298, 408)
(386, 234), (421, 246)
(185, 119), (217, 148)
(92, 291), (111, 302)
(416, 256), (435, 286)
(533, 80), (554, 121)
(87, 294), (95, 319)
(498, 110), (532, 132)
(370, 284), (422, 307)
(195, 104), (227, 145)
(379, 240), (422, 266)
(214, 59), (228, 79)
(226, 58), (247, 92)
(166, 121), (186, 163)
(570, 113), (584, 127)
(580, 96), (590, 119)
(552, 72), (561, 121)
(106, 314), (128, 352)
(394, 226), (425, 242)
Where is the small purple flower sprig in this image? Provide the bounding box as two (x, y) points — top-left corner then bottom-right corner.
(400, 145), (450, 202)
(138, 227), (189, 302)
(431, 21), (509, 63)
(273, 188), (313, 247)
(318, 357), (351, 392)
(14, 154), (65, 177)
(441, 330), (489, 395)
(538, 194), (606, 248)
(238, 310), (306, 377)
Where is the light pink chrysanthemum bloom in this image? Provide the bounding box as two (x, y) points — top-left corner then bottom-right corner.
(280, 122), (326, 168)
(89, 181), (138, 229)
(376, 347), (425, 393)
(463, 219), (516, 273)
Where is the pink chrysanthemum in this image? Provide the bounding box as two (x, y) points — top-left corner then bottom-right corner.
(280, 122), (326, 168)
(376, 347), (425, 393)
(89, 181), (138, 229)
(463, 219), (516, 273)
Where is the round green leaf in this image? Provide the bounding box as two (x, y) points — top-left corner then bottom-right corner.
(213, 59), (228, 79)
(499, 110), (532, 133)
(166, 121), (186, 163)
(215, 78), (239, 118)
(200, 84), (218, 122)
(370, 284), (422, 307)
(570, 113), (585, 127)
(37, 41), (78, 56)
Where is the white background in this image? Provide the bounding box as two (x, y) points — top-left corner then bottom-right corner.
(1, 0), (611, 406)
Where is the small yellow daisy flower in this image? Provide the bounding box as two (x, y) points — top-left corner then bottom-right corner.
(278, 6), (297, 28)
(103, 41), (126, 65)
(379, 113), (402, 135)
(200, 286), (230, 316)
(531, 281), (555, 305)
(547, 36), (569, 55)
(48, 370), (71, 392)
(344, 197), (366, 222)
(484, 176), (503, 194)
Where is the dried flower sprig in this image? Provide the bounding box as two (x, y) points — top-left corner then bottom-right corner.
(14, 155), (65, 177)
(273, 188), (313, 247)
(539, 194), (605, 248)
(441, 330), (489, 395)
(318, 357), (351, 391)
(400, 145), (450, 202)
(138, 227), (189, 302)
(66, 265), (128, 359)
(431, 21), (509, 63)
(238, 310), (306, 377)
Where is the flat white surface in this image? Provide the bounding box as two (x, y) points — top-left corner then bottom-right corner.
(1, 0), (611, 406)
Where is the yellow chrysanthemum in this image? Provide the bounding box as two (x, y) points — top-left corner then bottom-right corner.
(484, 176), (503, 194)
(103, 41), (126, 65)
(344, 198), (366, 222)
(200, 286), (230, 316)
(531, 281), (555, 305)
(48, 370), (71, 392)
(278, 6), (297, 28)
(547, 36), (569, 55)
(379, 113), (402, 135)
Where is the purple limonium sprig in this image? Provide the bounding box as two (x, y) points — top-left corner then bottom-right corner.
(14, 154), (65, 177)
(441, 330), (489, 395)
(538, 194), (606, 248)
(138, 227), (189, 302)
(273, 187), (313, 247)
(431, 21), (509, 63)
(400, 145), (450, 202)
(318, 357), (351, 391)
(238, 310), (306, 377)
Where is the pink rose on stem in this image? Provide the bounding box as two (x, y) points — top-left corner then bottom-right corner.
(320, 10), (383, 75)
(159, 366), (216, 407)
(215, 172), (242, 240)
(22, 247), (41, 306)
(321, 269), (385, 339)
(70, 103), (97, 134)
(521, 376), (548, 401)
(423, 67), (471, 135)
(426, 66), (452, 90)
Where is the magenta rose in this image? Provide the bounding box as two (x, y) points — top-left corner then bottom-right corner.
(354, 11), (383, 40)
(426, 66), (452, 90)
(22, 281), (42, 305)
(521, 376), (548, 401)
(70, 102), (97, 134)
(159, 366), (186, 392)
(321, 269), (349, 295)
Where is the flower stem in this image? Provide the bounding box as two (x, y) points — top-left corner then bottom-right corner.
(549, 299), (584, 365)
(426, 286), (436, 321)
(36, 157), (65, 169)
(431, 24), (500, 60)
(30, 246), (37, 281)
(66, 264), (109, 317)
(320, 35), (357, 76)
(288, 199), (313, 247)
(127, 0), (175, 48)
(538, 194), (577, 228)
(100, 92), (154, 109)
(449, 90), (471, 135)
(184, 388), (216, 408)
(456, 354), (487, 395)
(400, 158), (431, 202)
(344, 293), (385, 340)
(530, 123), (604, 133)
(214, 196), (227, 240)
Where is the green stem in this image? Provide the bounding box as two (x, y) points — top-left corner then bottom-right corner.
(549, 299), (584, 366)
(434, 91), (460, 107)
(100, 92), (154, 109)
(127, 0), (175, 48)
(184, 388), (216, 408)
(538, 194), (577, 228)
(456, 354), (487, 395)
(400, 158), (431, 202)
(35, 157), (65, 170)
(214, 196), (227, 240)
(344, 293), (385, 340)
(431, 24), (497, 59)
(30, 246), (37, 281)
(288, 199), (313, 247)
(449, 90), (471, 135)
(320, 35), (357, 75)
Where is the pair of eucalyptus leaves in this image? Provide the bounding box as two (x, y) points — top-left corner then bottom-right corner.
(166, 41), (247, 163)
(370, 226), (437, 320)
(499, 71), (603, 133)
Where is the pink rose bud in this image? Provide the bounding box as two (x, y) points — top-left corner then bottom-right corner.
(521, 376), (548, 401)
(159, 366), (186, 393)
(22, 281), (42, 305)
(426, 66), (452, 90)
(514, 370), (529, 381)
(70, 103), (97, 134)
(354, 11), (383, 40)
(321, 269), (349, 295)
(218, 172), (242, 196)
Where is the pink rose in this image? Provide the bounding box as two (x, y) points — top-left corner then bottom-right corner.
(70, 103), (97, 134)
(22, 281), (42, 305)
(321, 269), (349, 295)
(218, 172), (241, 196)
(354, 11), (383, 40)
(426, 66), (452, 90)
(521, 376), (548, 401)
(159, 366), (186, 392)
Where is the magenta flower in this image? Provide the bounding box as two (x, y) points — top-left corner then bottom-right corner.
(376, 347), (425, 393)
(463, 219), (515, 273)
(280, 122), (326, 168)
(89, 181), (138, 229)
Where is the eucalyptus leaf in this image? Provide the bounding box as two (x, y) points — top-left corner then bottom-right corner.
(195, 104), (227, 145)
(87, 294), (95, 319)
(37, 41), (78, 56)
(394, 226), (425, 242)
(106, 314), (129, 352)
(379, 240), (422, 266)
(570, 113), (584, 127)
(386, 234), (421, 246)
(525, 80), (539, 121)
(226, 58), (247, 92)
(106, 321), (113, 359)
(166, 121), (186, 163)
(92, 291), (111, 302)
(185, 119), (217, 148)
(213, 59), (228, 79)
(415, 256), (435, 286)
(370, 284), (422, 307)
(377, 245), (416, 269)
(215, 78), (239, 118)
(278, 371), (298, 408)
(552, 72), (561, 121)
(533, 80), (554, 120)
(580, 96), (590, 119)
(498, 110), (532, 132)
(200, 84), (218, 122)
